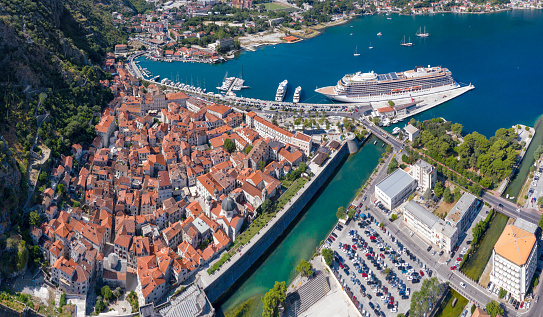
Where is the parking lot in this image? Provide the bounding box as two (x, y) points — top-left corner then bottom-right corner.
(325, 208), (436, 317)
(524, 161), (543, 209)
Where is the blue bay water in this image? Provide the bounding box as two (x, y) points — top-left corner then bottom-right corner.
(139, 10), (543, 137)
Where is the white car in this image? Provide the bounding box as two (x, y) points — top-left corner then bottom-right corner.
(460, 282), (466, 288)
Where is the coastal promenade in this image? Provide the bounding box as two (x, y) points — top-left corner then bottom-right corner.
(199, 141), (350, 303)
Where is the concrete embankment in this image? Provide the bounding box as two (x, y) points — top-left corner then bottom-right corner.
(202, 142), (350, 303)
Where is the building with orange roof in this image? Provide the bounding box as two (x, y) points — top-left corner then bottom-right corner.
(95, 115), (117, 147)
(490, 224), (538, 301)
(207, 104), (232, 119)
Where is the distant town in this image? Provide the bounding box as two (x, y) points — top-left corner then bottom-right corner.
(109, 0), (542, 63)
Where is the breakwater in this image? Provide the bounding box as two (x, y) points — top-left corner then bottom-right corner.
(202, 141), (349, 303)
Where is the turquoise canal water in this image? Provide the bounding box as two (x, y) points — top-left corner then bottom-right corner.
(216, 136), (385, 316)
(139, 10), (543, 137)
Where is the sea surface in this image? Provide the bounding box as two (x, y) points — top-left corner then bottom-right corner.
(137, 10), (543, 316)
(139, 10), (543, 137)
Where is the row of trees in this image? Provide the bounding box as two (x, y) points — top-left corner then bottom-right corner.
(472, 209), (495, 246)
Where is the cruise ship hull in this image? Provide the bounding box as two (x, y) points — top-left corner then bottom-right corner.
(316, 83), (461, 103)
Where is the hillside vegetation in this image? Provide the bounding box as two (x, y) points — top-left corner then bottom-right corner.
(0, 0), (132, 222)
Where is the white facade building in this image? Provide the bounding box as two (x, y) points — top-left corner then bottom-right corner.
(444, 192), (479, 232)
(490, 224), (538, 301)
(375, 169), (417, 210)
(402, 201), (458, 253)
(408, 159), (437, 192)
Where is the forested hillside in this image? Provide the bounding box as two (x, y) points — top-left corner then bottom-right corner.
(0, 0), (135, 222)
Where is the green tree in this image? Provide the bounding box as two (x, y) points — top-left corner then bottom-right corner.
(29, 211), (41, 227)
(443, 187), (453, 203)
(485, 300), (503, 317)
(102, 285), (113, 301)
(498, 287), (506, 299)
(295, 259), (313, 277)
(471, 304), (476, 314)
(261, 199), (274, 214)
(258, 160), (266, 171)
(390, 214), (398, 222)
(348, 209), (356, 219)
(434, 181), (444, 198)
(451, 123), (463, 136)
(113, 287), (122, 300)
(454, 187), (461, 201)
(538, 214), (543, 230)
(409, 277), (444, 317)
(322, 248), (334, 266)
(423, 188), (432, 201)
(336, 206), (346, 220)
(57, 183), (65, 195)
(59, 292), (66, 308)
(223, 138), (236, 153)
(534, 145), (543, 161)
(244, 145), (253, 154)
(262, 281), (287, 317)
(388, 100), (395, 107)
(372, 117), (381, 126)
(387, 158), (399, 174)
(39, 172), (47, 183)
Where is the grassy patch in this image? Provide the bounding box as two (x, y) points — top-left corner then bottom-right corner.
(435, 289), (468, 317)
(265, 2), (289, 10)
(461, 213), (509, 281)
(434, 200), (455, 219)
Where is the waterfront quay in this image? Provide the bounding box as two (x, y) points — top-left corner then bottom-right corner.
(128, 55), (474, 124)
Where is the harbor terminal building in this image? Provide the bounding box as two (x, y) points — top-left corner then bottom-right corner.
(402, 201), (458, 253)
(490, 219), (538, 301)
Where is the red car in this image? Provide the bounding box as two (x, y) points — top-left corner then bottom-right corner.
(362, 273), (368, 277)
(457, 257), (462, 261)
(366, 253), (371, 257)
(340, 263), (344, 269)
(352, 245), (357, 250)
(450, 266), (456, 270)
(420, 270), (424, 277)
(380, 253), (385, 259)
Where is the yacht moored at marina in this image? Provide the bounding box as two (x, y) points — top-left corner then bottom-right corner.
(275, 80), (288, 102)
(315, 65), (470, 103)
(293, 86), (302, 103)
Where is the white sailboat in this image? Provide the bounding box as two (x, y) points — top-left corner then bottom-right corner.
(400, 35), (414, 47)
(416, 26), (430, 37)
(369, 42), (373, 49)
(354, 46), (360, 56)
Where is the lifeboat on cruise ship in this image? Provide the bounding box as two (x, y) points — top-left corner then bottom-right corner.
(412, 86), (421, 90)
(403, 87), (411, 91)
(392, 89), (402, 93)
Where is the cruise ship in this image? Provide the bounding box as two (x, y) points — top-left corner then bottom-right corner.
(315, 66), (462, 103)
(293, 86), (302, 103)
(275, 80), (288, 102)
